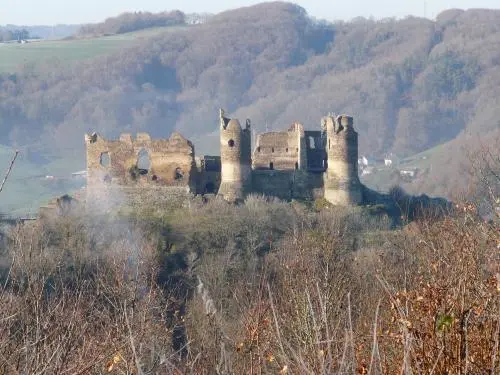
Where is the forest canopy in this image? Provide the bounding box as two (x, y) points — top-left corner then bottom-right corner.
(77, 10), (186, 36)
(0, 2), (499, 198)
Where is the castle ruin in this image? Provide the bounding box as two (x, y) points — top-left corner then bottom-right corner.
(85, 110), (363, 206)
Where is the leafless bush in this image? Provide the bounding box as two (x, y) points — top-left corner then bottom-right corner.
(1, 196), (497, 374)
(468, 137), (500, 224)
(182, 198), (497, 374)
(0, 215), (180, 374)
(373, 212), (499, 374)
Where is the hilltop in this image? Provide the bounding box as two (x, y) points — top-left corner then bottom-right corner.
(0, 2), (499, 203)
(76, 10), (186, 37)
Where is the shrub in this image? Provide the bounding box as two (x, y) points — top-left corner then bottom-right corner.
(0, 215), (179, 374)
(1, 198), (497, 373)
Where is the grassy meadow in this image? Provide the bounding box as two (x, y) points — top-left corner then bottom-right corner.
(0, 26), (188, 73)
(0, 145), (84, 216)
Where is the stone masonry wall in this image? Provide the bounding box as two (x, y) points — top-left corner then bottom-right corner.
(218, 113), (252, 202)
(85, 132), (196, 189)
(196, 156), (221, 194)
(323, 115), (363, 205)
(251, 169), (324, 201)
(252, 123), (304, 170)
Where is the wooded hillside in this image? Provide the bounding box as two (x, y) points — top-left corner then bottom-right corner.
(1, 2), (499, 197)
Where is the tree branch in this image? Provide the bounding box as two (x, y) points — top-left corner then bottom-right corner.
(0, 150), (19, 194)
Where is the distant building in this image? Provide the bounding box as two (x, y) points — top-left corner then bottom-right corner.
(185, 13), (210, 25)
(361, 166), (374, 176)
(400, 169), (417, 178)
(385, 153), (400, 166)
(359, 156), (376, 166)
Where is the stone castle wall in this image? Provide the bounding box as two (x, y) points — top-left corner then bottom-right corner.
(252, 169), (323, 200)
(252, 123), (304, 171)
(85, 132), (196, 189)
(85, 111), (363, 207)
(86, 131), (205, 210)
(195, 156), (221, 194)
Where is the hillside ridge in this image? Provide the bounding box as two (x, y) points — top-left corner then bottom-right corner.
(0, 2), (499, 200)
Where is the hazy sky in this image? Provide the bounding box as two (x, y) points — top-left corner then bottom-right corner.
(1, 0), (499, 25)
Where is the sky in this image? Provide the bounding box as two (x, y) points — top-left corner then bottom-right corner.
(0, 0), (499, 25)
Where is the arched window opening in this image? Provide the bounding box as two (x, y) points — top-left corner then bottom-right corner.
(100, 152), (110, 167)
(175, 167), (184, 180)
(137, 149), (151, 174)
(271, 147), (275, 153)
(269, 162), (274, 170)
(286, 148), (289, 152)
(228, 139), (235, 147)
(257, 146), (261, 152)
(295, 162), (299, 170)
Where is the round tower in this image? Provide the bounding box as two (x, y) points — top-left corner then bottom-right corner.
(218, 110), (252, 202)
(324, 114), (363, 205)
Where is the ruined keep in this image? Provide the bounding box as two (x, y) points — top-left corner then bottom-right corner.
(323, 114), (363, 205)
(218, 109), (252, 202)
(85, 110), (364, 207)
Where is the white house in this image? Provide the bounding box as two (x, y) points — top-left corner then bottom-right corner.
(400, 169), (417, 178)
(361, 166), (375, 176)
(359, 156), (376, 167)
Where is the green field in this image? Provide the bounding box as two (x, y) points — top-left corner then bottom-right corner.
(398, 143), (448, 169)
(0, 26), (188, 73)
(360, 143), (447, 193)
(0, 145), (85, 216)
